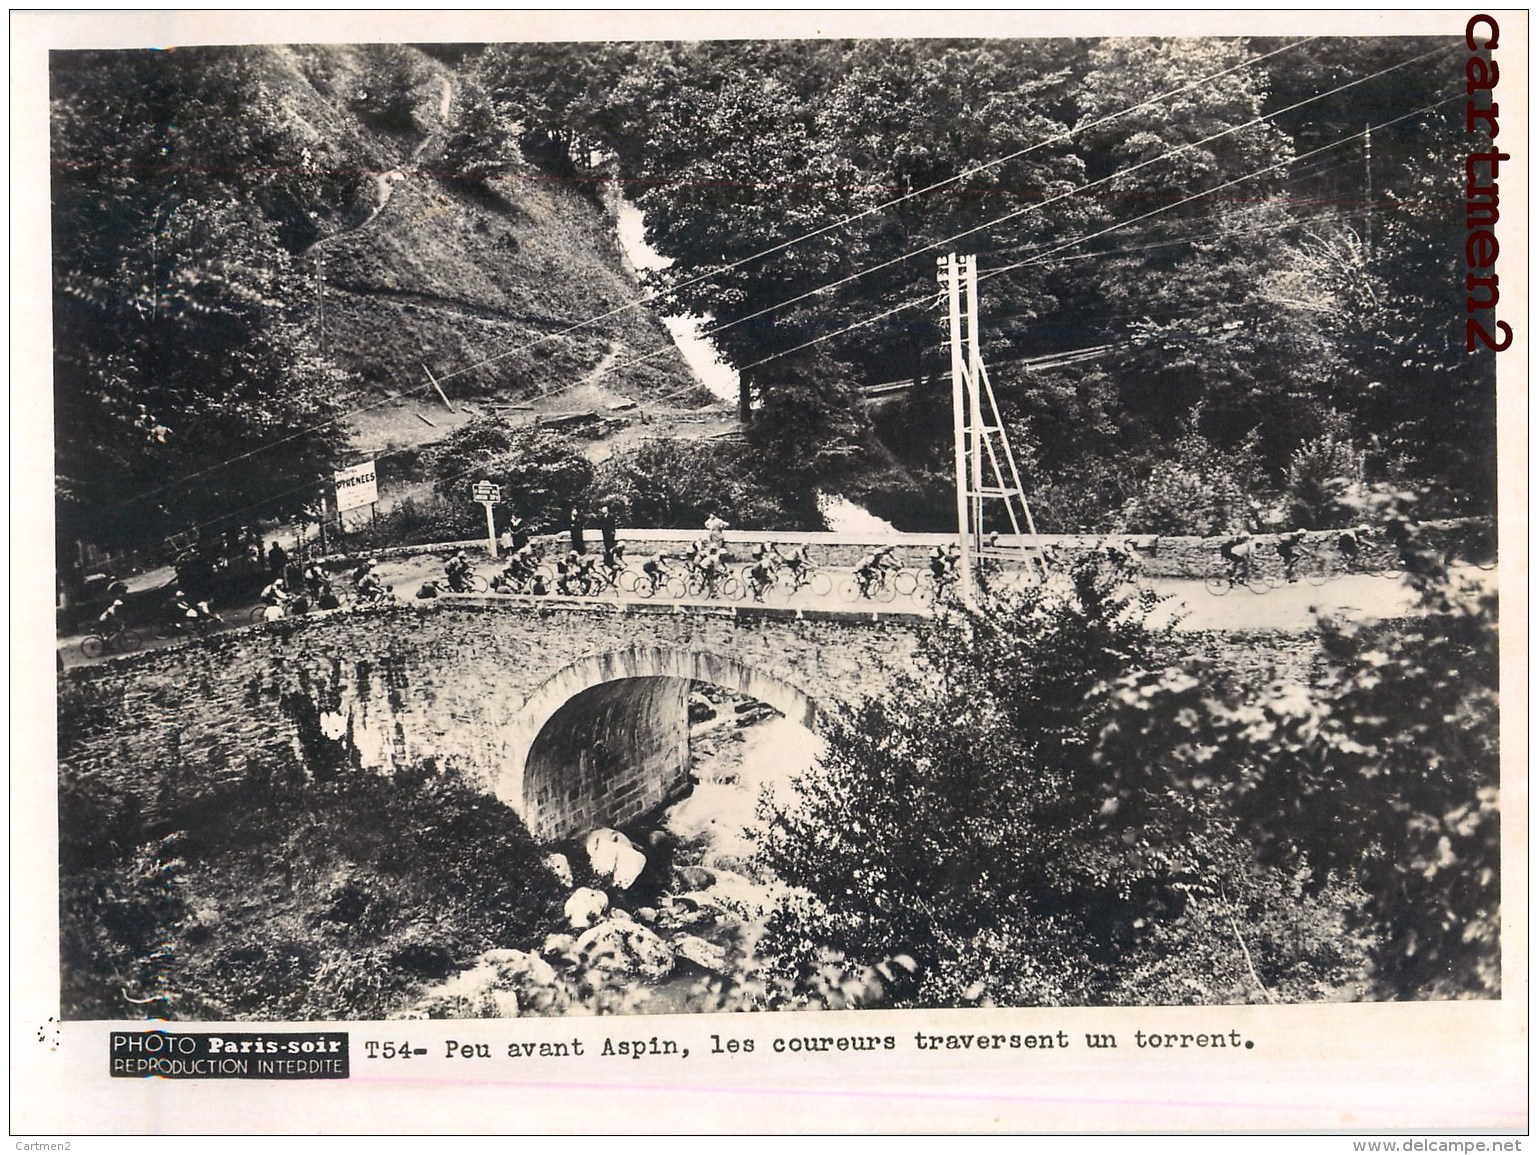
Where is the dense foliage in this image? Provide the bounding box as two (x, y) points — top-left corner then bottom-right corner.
(755, 536), (1496, 1004)
(59, 755), (565, 1020)
(53, 37), (1496, 559)
(481, 36), (1493, 528)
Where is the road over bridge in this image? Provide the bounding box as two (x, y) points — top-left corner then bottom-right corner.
(60, 597), (922, 842)
(59, 526), (1483, 842)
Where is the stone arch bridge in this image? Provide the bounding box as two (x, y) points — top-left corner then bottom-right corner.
(59, 598), (923, 841)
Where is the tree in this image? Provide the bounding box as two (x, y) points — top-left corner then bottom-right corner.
(1092, 504), (1499, 998)
(422, 417), (593, 530)
(590, 438), (823, 531)
(50, 46), (375, 556)
(754, 553), (1278, 1007)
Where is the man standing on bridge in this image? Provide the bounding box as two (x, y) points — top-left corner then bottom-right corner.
(598, 504), (618, 558)
(568, 506), (586, 555)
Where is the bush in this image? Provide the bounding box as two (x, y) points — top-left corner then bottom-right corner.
(422, 417), (594, 532)
(592, 438), (823, 530)
(1092, 515), (1499, 999)
(1119, 409), (1264, 535)
(1285, 430), (1363, 529)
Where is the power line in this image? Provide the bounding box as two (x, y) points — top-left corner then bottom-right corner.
(97, 38), (1322, 516)
(645, 96), (1460, 404)
(983, 94), (1459, 280)
(550, 43), (1457, 402)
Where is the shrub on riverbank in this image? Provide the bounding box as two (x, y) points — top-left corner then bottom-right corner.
(60, 757), (564, 1020)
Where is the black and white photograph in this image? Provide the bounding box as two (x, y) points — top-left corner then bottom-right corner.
(14, 8), (1526, 1138)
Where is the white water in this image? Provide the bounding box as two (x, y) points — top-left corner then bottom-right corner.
(615, 198), (898, 537)
(817, 493), (898, 535)
(614, 199), (739, 407)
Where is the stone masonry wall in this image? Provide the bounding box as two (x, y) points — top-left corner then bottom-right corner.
(58, 601), (922, 840)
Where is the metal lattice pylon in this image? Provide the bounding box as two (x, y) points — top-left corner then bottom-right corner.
(938, 252), (1044, 603)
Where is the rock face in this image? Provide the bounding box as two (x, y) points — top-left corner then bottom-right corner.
(413, 948), (558, 1018)
(585, 828), (647, 891)
(564, 887), (609, 930)
(674, 865), (716, 891)
(544, 853), (574, 886)
(672, 934), (728, 973)
(575, 919), (675, 981)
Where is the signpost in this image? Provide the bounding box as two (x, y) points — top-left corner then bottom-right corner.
(334, 460), (378, 512)
(473, 481), (501, 557)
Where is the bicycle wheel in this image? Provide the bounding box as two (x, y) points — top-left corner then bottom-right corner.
(249, 605), (271, 625)
(837, 577), (862, 603)
(80, 635), (106, 660)
(808, 571), (833, 598)
(1204, 576), (1234, 597)
(618, 569), (640, 593)
(1303, 557), (1332, 586)
(719, 575), (743, 601)
(872, 580), (897, 604)
(117, 629), (142, 653)
(465, 573), (489, 593)
(1244, 574), (1273, 595)
(663, 576), (687, 599)
(892, 570), (918, 596)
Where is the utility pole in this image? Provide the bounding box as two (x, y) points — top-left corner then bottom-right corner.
(316, 252), (328, 355)
(939, 251), (1044, 605)
(940, 254), (975, 604)
(1363, 121), (1373, 259)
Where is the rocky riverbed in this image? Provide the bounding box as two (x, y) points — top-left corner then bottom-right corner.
(409, 692), (821, 1017)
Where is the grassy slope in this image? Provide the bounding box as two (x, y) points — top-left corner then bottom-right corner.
(262, 46), (703, 450)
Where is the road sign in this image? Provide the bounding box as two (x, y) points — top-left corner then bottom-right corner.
(334, 460), (378, 512)
(472, 481), (501, 504)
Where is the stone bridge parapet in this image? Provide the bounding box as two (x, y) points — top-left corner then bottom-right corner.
(59, 598), (922, 841)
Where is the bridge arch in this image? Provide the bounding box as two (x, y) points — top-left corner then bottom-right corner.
(498, 644), (818, 841)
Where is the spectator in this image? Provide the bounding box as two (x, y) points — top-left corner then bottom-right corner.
(598, 504), (618, 556)
(569, 507), (586, 555)
(267, 540), (289, 578)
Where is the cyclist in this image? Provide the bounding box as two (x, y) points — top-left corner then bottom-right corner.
(750, 540), (783, 569)
(600, 540), (627, 587)
(259, 575), (293, 621)
(315, 582), (341, 612)
(96, 598), (128, 640)
(1275, 530), (1308, 582)
(556, 550), (595, 595)
(696, 547), (728, 597)
(1219, 533), (1254, 584)
(357, 570), (387, 605)
(640, 552), (675, 595)
(852, 550), (885, 598)
(928, 544), (959, 592)
(1337, 527), (1363, 569)
(303, 561), (327, 598)
(1106, 537), (1141, 569)
(781, 542), (811, 589)
(352, 558), (377, 588)
(745, 555), (777, 601)
(873, 545), (902, 583)
(1384, 516), (1430, 576)
(444, 550), (475, 592)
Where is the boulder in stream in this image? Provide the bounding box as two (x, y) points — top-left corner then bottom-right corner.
(564, 887), (609, 930)
(575, 918), (675, 981)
